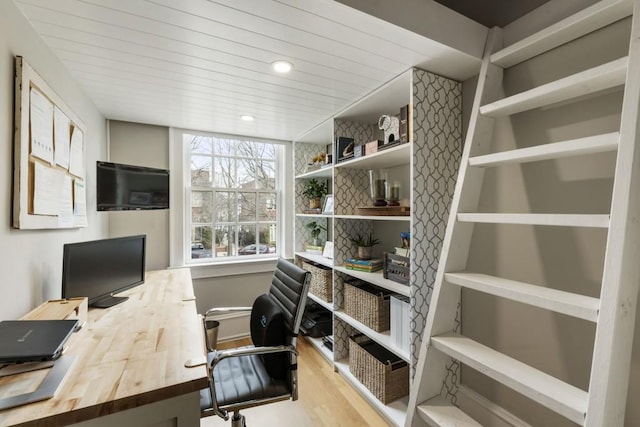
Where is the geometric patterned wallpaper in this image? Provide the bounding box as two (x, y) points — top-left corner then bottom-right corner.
(410, 68), (462, 380)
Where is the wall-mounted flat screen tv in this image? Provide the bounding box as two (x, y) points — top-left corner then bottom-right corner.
(97, 161), (169, 211)
(62, 235), (146, 308)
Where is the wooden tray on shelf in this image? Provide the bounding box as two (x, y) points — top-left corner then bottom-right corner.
(355, 206), (410, 216)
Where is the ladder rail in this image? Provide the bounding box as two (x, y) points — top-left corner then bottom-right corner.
(405, 27), (504, 427)
(585, 1), (640, 424)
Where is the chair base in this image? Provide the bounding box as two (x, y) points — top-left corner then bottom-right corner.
(231, 412), (245, 427)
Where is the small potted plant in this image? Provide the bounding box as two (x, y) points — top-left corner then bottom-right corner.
(349, 233), (381, 260)
(306, 221), (327, 246)
(302, 179), (328, 209)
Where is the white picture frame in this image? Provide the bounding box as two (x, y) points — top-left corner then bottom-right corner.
(322, 194), (334, 214)
(322, 241), (334, 259)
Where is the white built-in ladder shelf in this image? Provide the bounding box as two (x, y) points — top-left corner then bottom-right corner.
(407, 1), (640, 425)
(417, 396), (482, 427)
(445, 272), (600, 322)
(491, 0), (633, 68)
(430, 334), (588, 425)
(480, 57), (628, 117)
(456, 213), (610, 228)
(468, 132), (619, 167)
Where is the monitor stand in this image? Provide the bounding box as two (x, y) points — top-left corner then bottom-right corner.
(91, 295), (129, 308)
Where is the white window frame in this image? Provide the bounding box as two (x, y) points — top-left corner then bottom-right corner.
(169, 128), (293, 278)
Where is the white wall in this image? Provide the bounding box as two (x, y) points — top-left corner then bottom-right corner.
(0, 1), (107, 320)
(107, 120), (170, 270)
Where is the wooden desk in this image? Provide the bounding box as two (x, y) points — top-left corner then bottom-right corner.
(0, 268), (208, 427)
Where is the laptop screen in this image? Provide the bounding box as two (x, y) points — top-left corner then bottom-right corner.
(0, 320), (78, 364)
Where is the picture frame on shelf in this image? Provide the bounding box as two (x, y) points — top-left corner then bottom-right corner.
(322, 194), (334, 214)
(335, 136), (354, 163)
(322, 241), (334, 259)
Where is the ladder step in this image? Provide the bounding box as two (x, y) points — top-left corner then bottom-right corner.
(468, 132), (619, 167)
(491, 0), (633, 68)
(417, 396), (482, 426)
(430, 334), (588, 425)
(445, 272), (600, 322)
(457, 213), (610, 228)
(480, 57), (628, 117)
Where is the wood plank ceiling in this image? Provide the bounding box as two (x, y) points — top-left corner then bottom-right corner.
(15, 0), (485, 141)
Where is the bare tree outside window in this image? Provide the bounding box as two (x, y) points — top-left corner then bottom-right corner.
(186, 133), (279, 260)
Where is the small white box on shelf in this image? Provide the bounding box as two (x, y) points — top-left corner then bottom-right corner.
(391, 294), (410, 353)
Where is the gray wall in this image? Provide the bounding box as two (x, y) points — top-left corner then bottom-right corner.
(108, 121), (277, 337)
(0, 1), (107, 320)
(460, 17), (639, 426)
(107, 121), (170, 271)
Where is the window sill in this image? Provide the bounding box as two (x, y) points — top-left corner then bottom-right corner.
(186, 257), (279, 279)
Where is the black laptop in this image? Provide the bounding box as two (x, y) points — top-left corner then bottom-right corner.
(0, 319), (78, 364)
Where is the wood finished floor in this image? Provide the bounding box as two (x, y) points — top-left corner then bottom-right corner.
(200, 337), (390, 427)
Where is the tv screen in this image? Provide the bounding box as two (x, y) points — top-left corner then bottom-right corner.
(97, 161), (169, 211)
(62, 235), (146, 308)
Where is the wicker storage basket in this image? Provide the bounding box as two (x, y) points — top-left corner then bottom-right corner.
(302, 261), (332, 302)
(349, 334), (409, 404)
(343, 281), (390, 332)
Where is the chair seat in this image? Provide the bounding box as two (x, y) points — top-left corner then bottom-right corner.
(200, 351), (291, 411)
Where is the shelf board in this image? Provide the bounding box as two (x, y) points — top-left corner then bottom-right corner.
(468, 132), (619, 167)
(307, 291), (334, 311)
(431, 333), (588, 425)
(295, 167), (333, 180)
(445, 272), (600, 322)
(334, 214), (410, 222)
(296, 213), (333, 219)
(457, 213), (610, 228)
(295, 251), (333, 268)
(491, 0), (632, 68)
(334, 266), (410, 297)
(334, 359), (408, 427)
(480, 57), (628, 117)
(334, 143), (410, 170)
(304, 335), (333, 364)
(334, 311), (410, 362)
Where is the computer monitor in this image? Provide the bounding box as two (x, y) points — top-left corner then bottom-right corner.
(62, 235), (146, 308)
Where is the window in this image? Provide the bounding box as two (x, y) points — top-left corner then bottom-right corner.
(184, 132), (282, 262)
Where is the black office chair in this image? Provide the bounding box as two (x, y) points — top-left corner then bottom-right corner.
(200, 258), (310, 427)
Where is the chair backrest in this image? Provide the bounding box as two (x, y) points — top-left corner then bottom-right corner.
(267, 258), (310, 344)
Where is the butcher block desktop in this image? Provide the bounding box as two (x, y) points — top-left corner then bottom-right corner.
(0, 268), (208, 427)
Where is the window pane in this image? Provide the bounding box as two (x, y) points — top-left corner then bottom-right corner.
(256, 161), (275, 189)
(192, 191), (212, 223)
(215, 191), (235, 222)
(238, 192), (256, 222)
(238, 157), (255, 189)
(259, 193), (277, 221)
(214, 137), (236, 156)
(189, 134), (212, 154)
(258, 224), (276, 255)
(213, 157), (235, 188)
(238, 225), (257, 256)
(191, 226), (213, 260)
(213, 225), (234, 258)
(191, 155), (212, 187)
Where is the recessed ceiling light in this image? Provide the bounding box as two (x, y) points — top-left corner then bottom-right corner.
(272, 60), (293, 73)
(240, 115), (255, 122)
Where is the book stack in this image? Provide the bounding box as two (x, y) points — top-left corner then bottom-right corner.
(306, 245), (324, 255)
(345, 258), (383, 272)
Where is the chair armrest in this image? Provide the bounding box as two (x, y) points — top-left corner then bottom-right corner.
(204, 306), (252, 317)
(210, 344), (297, 368)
